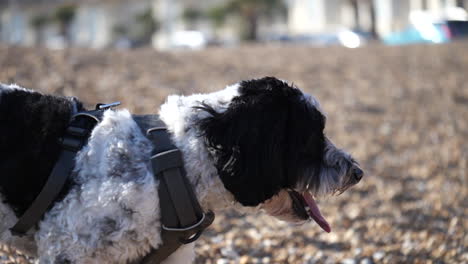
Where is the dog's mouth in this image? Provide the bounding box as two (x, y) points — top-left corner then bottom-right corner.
(288, 190), (331, 233)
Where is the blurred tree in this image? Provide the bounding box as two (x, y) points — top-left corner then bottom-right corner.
(113, 24), (128, 37)
(368, 0), (377, 39)
(135, 8), (159, 45)
(349, 0), (378, 39)
(209, 0), (287, 41)
(207, 6), (227, 29)
(183, 7), (203, 29)
(349, 0), (360, 30)
(30, 14), (50, 46)
(206, 6), (227, 42)
(53, 4), (76, 45)
(422, 0), (428, 10)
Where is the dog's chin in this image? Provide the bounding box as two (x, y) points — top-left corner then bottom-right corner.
(260, 190), (309, 224)
(260, 189), (333, 232)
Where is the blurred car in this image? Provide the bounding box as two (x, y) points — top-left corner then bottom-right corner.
(383, 24), (449, 45)
(384, 10), (468, 45)
(384, 20), (468, 45)
(439, 20), (468, 39)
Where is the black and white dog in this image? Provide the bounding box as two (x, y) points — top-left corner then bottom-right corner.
(0, 77), (363, 263)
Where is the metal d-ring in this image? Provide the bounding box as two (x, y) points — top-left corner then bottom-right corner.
(146, 127), (167, 136)
(96, 101), (121, 110)
(162, 213), (206, 232)
(71, 112), (101, 123)
(179, 231), (203, 244)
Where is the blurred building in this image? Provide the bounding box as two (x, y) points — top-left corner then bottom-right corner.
(288, 0), (468, 37)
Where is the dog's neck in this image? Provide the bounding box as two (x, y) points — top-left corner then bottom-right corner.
(158, 84), (254, 214)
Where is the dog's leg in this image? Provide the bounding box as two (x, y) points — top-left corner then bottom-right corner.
(161, 244), (195, 264)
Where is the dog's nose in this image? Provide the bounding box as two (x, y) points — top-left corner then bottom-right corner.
(352, 166), (363, 183)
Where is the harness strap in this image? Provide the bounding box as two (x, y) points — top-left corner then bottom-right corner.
(137, 211), (215, 264)
(10, 107), (213, 264)
(133, 115), (215, 264)
(10, 107), (109, 236)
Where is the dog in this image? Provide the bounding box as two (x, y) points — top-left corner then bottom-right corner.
(0, 77), (363, 263)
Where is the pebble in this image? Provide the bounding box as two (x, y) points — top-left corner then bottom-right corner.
(372, 251), (385, 261)
(360, 258), (374, 264)
(354, 248), (363, 256)
(239, 256), (250, 264)
(216, 259), (230, 264)
(220, 247), (239, 259)
(341, 258), (357, 264)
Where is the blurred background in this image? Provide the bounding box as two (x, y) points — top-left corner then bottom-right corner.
(1, 0), (468, 49)
(0, 0), (467, 264)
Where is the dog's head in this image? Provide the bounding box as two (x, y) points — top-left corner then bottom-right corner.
(196, 77), (363, 232)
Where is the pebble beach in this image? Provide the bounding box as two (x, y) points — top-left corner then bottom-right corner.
(0, 42), (466, 264)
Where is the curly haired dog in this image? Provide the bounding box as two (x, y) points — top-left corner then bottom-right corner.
(0, 77), (363, 263)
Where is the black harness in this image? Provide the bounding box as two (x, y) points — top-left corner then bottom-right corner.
(10, 103), (214, 263)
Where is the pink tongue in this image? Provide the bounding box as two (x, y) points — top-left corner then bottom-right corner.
(302, 192), (331, 233)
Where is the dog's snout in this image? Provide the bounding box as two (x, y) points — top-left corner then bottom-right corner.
(352, 166), (363, 182)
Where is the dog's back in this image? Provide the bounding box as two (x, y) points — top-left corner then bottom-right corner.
(0, 84), (80, 255)
(0, 85), (76, 217)
(0, 84), (164, 263)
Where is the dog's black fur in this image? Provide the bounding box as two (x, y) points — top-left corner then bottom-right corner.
(0, 90), (82, 216)
(196, 77), (326, 206)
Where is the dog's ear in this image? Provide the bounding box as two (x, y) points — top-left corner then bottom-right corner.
(196, 77), (325, 206)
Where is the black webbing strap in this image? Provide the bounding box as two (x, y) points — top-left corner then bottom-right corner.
(10, 103), (118, 236)
(10, 150), (78, 235)
(137, 212), (215, 264)
(132, 115), (215, 264)
(10, 110), (213, 263)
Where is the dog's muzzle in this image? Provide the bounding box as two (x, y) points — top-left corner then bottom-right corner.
(351, 165), (364, 184)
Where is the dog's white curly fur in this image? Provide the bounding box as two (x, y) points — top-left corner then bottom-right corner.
(35, 110), (161, 263)
(0, 83), (250, 263)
